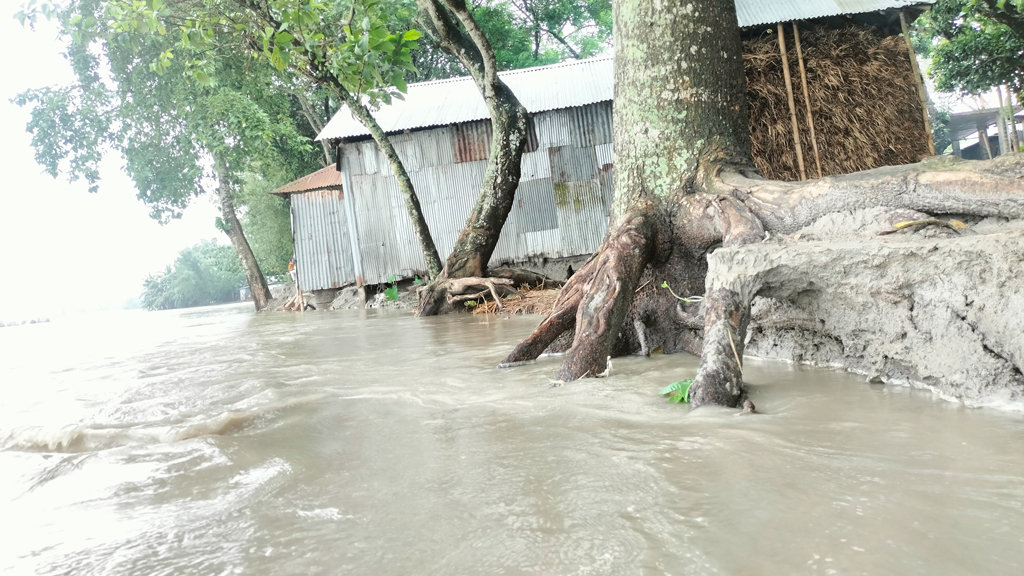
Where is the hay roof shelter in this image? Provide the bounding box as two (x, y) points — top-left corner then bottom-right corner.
(279, 0), (934, 292)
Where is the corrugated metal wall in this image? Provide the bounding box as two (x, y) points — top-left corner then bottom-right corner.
(291, 189), (358, 291)
(296, 100), (615, 286)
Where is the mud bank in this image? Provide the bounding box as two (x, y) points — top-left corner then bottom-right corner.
(709, 208), (1024, 409)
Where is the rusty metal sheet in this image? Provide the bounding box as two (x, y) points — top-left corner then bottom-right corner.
(525, 116), (540, 153)
(454, 121), (492, 163)
(519, 150), (552, 181)
(419, 126), (457, 167)
(568, 102), (614, 148)
(598, 163), (615, 212)
(272, 165), (343, 195)
(535, 109), (573, 150)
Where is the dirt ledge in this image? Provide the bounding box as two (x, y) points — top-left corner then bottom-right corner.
(711, 208), (1024, 409)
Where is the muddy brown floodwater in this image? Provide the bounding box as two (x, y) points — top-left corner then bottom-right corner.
(1, 303), (1022, 575)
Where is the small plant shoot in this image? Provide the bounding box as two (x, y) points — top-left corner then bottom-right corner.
(384, 275), (399, 301)
(660, 281), (703, 303)
(660, 379), (694, 404)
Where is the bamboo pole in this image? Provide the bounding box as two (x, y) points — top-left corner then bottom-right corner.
(900, 11), (936, 156)
(997, 87), (1009, 155)
(778, 23), (807, 181)
(1005, 85), (1021, 153)
(792, 23), (822, 178)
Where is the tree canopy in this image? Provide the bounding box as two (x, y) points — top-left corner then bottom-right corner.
(915, 0), (1024, 98)
(141, 239), (244, 310)
(14, 21), (317, 222)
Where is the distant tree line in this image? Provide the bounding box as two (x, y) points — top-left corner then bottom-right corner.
(141, 240), (244, 310)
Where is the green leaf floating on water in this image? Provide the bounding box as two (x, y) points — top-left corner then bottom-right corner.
(660, 379), (694, 404)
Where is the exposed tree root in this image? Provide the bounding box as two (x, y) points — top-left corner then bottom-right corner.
(419, 271), (559, 316)
(557, 215), (653, 382)
(498, 257), (594, 365)
(505, 154), (1024, 410)
(688, 196), (764, 408)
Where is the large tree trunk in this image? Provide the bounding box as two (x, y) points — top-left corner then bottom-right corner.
(538, 0), (754, 390)
(503, 0), (1024, 410)
(415, 0), (531, 315)
(215, 157), (273, 312)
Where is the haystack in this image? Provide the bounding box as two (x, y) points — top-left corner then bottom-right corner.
(745, 25), (930, 182)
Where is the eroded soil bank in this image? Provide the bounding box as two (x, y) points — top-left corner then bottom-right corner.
(708, 208), (1024, 409)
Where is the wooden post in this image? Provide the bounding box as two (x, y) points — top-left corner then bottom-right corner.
(778, 23), (807, 181)
(900, 11), (936, 156)
(952, 138), (961, 158)
(793, 23), (822, 178)
(977, 122), (993, 159)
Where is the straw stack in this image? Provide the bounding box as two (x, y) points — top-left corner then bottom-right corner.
(744, 25), (931, 182)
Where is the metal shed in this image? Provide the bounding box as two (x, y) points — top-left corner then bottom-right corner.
(284, 57), (617, 289)
(333, 99), (614, 287)
(271, 165), (361, 290)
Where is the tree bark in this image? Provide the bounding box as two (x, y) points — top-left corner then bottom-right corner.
(503, 0), (1024, 411)
(415, 0), (531, 315)
(214, 157), (273, 312)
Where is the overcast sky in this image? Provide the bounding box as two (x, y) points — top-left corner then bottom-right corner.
(0, 9), (221, 321)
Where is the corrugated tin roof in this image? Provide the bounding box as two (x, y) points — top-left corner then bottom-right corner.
(271, 165), (343, 195)
(317, 0), (928, 141)
(318, 56), (613, 141)
(737, 0), (924, 27)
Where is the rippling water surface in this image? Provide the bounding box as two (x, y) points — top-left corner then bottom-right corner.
(1, 304), (1022, 575)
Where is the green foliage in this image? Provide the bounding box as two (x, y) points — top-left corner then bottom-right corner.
(14, 0), (425, 109)
(660, 379), (694, 404)
(14, 2), (318, 221)
(141, 240), (245, 310)
(464, 300), (478, 308)
(235, 171), (298, 279)
(384, 275), (399, 301)
(412, 275), (424, 285)
(914, 0), (1024, 97)
(930, 105), (954, 154)
(469, 0), (611, 69)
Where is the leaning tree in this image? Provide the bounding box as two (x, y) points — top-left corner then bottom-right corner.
(501, 0), (1024, 409)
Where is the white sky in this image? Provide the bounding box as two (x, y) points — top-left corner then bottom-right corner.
(0, 8), (221, 320)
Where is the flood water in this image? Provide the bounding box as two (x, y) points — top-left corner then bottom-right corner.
(1, 304), (1022, 575)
